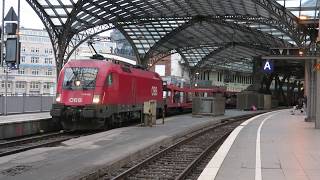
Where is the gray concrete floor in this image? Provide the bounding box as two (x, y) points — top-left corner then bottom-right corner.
(0, 110), (258, 180)
(213, 110), (320, 180)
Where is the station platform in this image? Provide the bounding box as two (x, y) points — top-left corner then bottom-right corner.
(0, 112), (59, 139)
(0, 112), (51, 124)
(199, 109), (320, 180)
(0, 110), (261, 180)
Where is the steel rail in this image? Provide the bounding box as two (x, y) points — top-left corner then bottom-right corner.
(112, 114), (257, 180)
(175, 131), (231, 180)
(0, 132), (77, 157)
(0, 132), (63, 148)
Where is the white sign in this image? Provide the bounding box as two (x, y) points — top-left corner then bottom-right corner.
(263, 61), (271, 71)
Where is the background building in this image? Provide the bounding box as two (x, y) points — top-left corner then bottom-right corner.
(152, 53), (253, 92)
(0, 28), (56, 96)
(0, 28), (122, 96)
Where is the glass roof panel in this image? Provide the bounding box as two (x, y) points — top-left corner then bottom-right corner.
(275, 0), (319, 19)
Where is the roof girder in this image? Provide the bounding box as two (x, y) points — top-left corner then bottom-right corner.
(25, 0), (307, 72)
(141, 16), (286, 65)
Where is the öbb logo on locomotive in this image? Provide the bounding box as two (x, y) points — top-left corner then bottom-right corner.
(151, 86), (158, 96)
(69, 98), (83, 103)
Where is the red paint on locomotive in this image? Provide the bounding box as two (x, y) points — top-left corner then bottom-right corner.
(51, 60), (163, 130)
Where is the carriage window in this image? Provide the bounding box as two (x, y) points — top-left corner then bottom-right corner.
(107, 73), (113, 85)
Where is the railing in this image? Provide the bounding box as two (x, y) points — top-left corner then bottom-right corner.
(0, 95), (55, 115)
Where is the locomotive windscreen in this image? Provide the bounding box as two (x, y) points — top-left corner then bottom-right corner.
(63, 67), (98, 90)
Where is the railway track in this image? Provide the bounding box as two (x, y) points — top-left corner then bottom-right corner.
(109, 115), (253, 180)
(0, 112), (188, 158)
(0, 131), (79, 157)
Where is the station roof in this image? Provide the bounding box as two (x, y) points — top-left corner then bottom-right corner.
(26, 0), (317, 72)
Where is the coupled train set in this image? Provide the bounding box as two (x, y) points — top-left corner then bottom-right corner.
(50, 59), (227, 130)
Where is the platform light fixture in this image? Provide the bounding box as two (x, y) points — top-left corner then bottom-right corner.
(298, 15), (308, 20)
(299, 50), (304, 56)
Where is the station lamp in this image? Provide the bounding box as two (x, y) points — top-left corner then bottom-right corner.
(299, 49), (304, 56)
(298, 15), (308, 20)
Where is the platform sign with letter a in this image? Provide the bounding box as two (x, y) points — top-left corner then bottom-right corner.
(262, 60), (273, 73)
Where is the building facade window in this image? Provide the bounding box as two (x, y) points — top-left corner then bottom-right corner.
(21, 56), (26, 63)
(1, 82), (11, 88)
(44, 48), (52, 54)
(31, 57), (39, 63)
(18, 68), (25, 74)
(31, 69), (39, 75)
(16, 81), (26, 89)
(35, 47), (40, 53)
(44, 58), (53, 64)
(31, 47), (35, 53)
(45, 69), (53, 76)
(43, 82), (52, 89)
(30, 82), (40, 89)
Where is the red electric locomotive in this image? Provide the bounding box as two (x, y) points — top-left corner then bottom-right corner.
(50, 59), (163, 130)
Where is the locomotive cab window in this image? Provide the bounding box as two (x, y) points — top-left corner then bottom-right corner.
(106, 73), (113, 86)
(63, 67), (98, 90)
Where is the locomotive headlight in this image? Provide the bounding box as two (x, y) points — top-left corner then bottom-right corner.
(92, 95), (100, 104)
(75, 80), (81, 86)
(56, 93), (61, 102)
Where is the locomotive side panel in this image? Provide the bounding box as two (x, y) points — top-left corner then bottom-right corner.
(133, 70), (163, 105)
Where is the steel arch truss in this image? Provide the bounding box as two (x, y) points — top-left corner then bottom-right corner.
(143, 15), (298, 61)
(197, 43), (270, 72)
(139, 17), (286, 67)
(25, 0), (307, 73)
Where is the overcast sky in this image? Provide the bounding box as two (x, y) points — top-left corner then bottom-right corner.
(0, 1), (113, 37)
(0, 0), (44, 29)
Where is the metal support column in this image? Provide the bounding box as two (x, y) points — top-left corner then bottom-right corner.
(251, 56), (263, 91)
(4, 67), (8, 116)
(310, 60), (316, 122)
(305, 60), (312, 121)
(315, 16), (320, 128)
(1, 0), (5, 66)
(316, 58), (320, 128)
